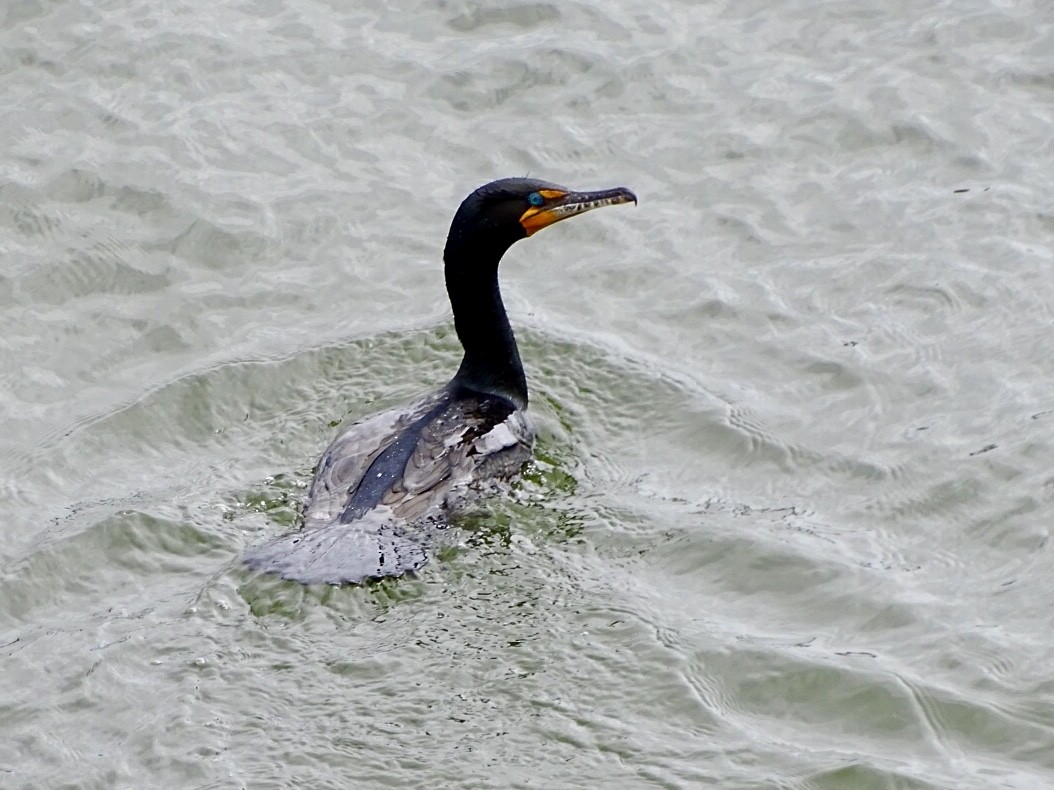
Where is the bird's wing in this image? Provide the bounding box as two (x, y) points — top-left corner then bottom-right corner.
(382, 394), (521, 521)
(301, 393), (443, 527)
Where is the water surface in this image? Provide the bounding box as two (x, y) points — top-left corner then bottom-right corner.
(2, 0), (1054, 787)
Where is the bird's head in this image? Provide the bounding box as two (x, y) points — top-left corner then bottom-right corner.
(444, 177), (637, 264)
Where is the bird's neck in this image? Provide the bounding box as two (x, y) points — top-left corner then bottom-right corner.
(445, 245), (527, 409)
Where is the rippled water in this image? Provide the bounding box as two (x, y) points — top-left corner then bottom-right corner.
(3, 0), (1054, 787)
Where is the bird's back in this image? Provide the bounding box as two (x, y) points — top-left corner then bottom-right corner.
(244, 386), (534, 584)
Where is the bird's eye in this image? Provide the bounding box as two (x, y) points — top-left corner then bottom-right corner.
(528, 192), (544, 207)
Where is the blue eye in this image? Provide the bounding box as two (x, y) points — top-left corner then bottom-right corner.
(528, 192), (544, 207)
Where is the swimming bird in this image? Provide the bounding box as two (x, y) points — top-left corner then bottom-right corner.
(244, 178), (636, 584)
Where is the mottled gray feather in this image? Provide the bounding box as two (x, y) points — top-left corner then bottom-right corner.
(243, 387), (534, 585)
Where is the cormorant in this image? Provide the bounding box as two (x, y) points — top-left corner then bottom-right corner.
(244, 177), (636, 584)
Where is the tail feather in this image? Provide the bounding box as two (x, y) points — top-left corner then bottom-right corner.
(243, 512), (428, 585)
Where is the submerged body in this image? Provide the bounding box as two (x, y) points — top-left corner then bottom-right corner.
(244, 177), (635, 584)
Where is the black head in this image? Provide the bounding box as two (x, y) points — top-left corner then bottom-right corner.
(444, 177), (636, 266)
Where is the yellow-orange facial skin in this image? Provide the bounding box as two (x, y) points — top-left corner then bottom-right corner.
(519, 190), (568, 236)
(518, 187), (637, 236)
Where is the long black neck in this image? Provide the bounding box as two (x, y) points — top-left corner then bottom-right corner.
(444, 238), (527, 409)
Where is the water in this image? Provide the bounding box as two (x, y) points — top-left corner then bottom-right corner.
(2, 0), (1053, 786)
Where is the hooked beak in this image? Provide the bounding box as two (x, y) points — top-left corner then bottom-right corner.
(519, 186), (637, 236)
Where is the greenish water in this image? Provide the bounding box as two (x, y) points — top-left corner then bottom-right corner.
(3, 0), (1054, 787)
